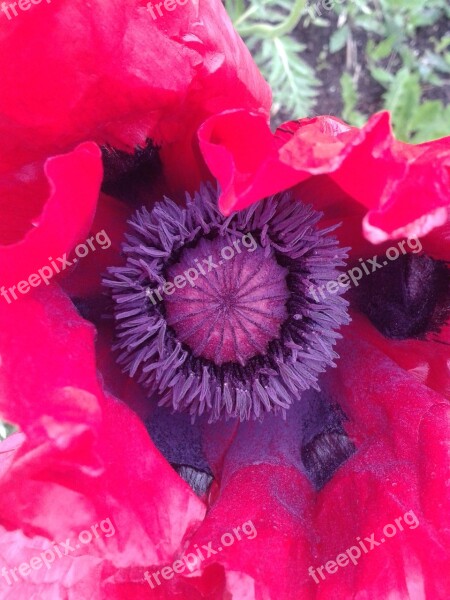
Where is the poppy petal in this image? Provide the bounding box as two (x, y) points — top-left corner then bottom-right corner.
(199, 110), (450, 246)
(0, 0), (270, 191)
(0, 142), (102, 291)
(0, 286), (205, 596)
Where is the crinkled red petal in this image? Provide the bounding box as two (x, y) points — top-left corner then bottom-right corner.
(0, 142), (102, 290)
(199, 110), (450, 246)
(0, 286), (205, 597)
(0, 0), (270, 192)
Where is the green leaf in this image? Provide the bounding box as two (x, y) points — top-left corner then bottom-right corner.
(369, 66), (395, 88)
(340, 72), (357, 117)
(234, 0), (307, 38)
(352, 14), (385, 35)
(248, 34), (319, 117)
(329, 24), (349, 54)
(410, 101), (450, 143)
(340, 72), (367, 126)
(225, 0), (246, 21)
(383, 67), (421, 140)
(368, 35), (397, 60)
(435, 35), (450, 53)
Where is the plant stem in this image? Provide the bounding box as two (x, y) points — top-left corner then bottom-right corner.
(236, 0), (306, 38)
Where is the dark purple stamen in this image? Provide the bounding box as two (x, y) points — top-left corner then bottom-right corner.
(355, 253), (450, 340)
(101, 140), (161, 204)
(103, 184), (350, 421)
(300, 390), (355, 489)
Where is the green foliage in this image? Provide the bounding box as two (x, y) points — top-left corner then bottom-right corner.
(409, 101), (450, 143)
(246, 34), (319, 117)
(340, 73), (366, 126)
(227, 0), (449, 142)
(224, 0), (247, 22)
(329, 25), (349, 54)
(377, 66), (450, 142)
(333, 0), (450, 140)
(383, 68), (421, 140)
(230, 0), (319, 118)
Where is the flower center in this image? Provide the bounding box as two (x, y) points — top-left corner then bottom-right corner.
(104, 185), (350, 421)
(165, 236), (289, 365)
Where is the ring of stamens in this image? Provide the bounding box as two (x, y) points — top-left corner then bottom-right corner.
(104, 184), (349, 421)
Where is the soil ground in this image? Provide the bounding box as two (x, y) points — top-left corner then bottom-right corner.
(293, 11), (450, 119)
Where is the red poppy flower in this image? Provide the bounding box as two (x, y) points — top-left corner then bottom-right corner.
(0, 1), (449, 600)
